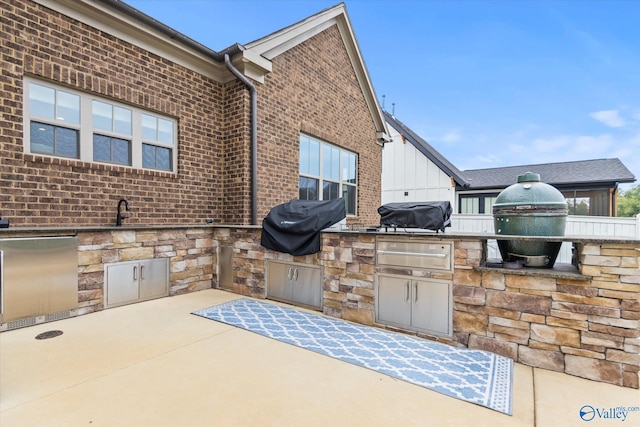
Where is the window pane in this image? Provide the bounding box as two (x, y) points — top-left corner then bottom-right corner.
(309, 138), (320, 176)
(112, 138), (130, 165)
(322, 145), (340, 181)
(57, 91), (80, 124)
(56, 127), (79, 158)
(331, 146), (340, 180)
(30, 122), (54, 154)
(484, 197), (497, 215)
(343, 184), (356, 215)
(323, 144), (332, 178)
(299, 177), (318, 200)
(142, 144), (155, 168)
(29, 83), (55, 118)
(299, 136), (310, 174)
(461, 197), (479, 214)
(156, 146), (171, 170)
(158, 118), (173, 144)
(323, 181), (339, 200)
(141, 114), (156, 140)
(93, 101), (112, 131)
(343, 152), (356, 183)
(114, 106), (132, 135)
(93, 134), (111, 162)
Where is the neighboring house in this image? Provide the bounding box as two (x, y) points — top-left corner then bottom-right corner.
(382, 111), (468, 207)
(1, 0), (389, 227)
(459, 159), (636, 216)
(382, 113), (635, 216)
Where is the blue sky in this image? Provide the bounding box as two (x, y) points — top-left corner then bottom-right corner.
(126, 0), (640, 190)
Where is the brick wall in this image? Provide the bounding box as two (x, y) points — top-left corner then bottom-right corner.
(1, 1), (382, 228)
(1, 0), (229, 226)
(255, 25), (382, 226)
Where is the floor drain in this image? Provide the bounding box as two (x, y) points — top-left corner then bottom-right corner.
(35, 330), (63, 340)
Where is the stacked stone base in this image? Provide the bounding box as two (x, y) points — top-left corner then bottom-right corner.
(453, 242), (639, 389)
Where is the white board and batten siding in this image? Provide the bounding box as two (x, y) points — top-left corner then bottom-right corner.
(381, 125), (455, 207)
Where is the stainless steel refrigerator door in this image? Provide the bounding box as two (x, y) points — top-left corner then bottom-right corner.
(0, 237), (78, 323)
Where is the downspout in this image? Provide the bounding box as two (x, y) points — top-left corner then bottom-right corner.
(225, 54), (258, 225)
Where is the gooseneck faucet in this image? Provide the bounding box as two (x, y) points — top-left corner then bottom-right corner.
(116, 199), (130, 226)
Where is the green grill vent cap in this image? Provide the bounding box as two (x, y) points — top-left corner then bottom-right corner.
(517, 172), (540, 183)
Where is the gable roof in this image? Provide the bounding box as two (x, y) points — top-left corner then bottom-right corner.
(244, 3), (388, 142)
(461, 158), (636, 190)
(384, 111), (468, 187)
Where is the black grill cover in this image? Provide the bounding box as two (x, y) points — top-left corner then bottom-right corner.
(261, 198), (346, 256)
(378, 201), (452, 232)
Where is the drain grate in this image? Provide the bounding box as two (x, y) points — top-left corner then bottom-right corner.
(35, 330), (63, 340)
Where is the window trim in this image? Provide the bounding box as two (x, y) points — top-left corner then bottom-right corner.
(23, 77), (177, 173)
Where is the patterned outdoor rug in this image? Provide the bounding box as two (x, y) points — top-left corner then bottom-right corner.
(193, 298), (513, 415)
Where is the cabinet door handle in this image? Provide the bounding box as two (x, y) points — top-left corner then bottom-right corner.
(140, 265), (145, 281)
(405, 281), (410, 302)
(133, 265), (137, 281)
(294, 267), (299, 281)
(414, 283), (418, 303)
(287, 267), (293, 281)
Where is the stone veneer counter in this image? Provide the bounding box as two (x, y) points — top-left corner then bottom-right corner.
(1, 226), (638, 389)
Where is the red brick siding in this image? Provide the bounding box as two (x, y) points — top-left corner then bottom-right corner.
(1, 1), (381, 227)
(1, 0), (226, 226)
(255, 25), (382, 226)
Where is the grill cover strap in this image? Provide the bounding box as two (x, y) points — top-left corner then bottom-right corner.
(261, 198), (346, 255)
(377, 201), (452, 232)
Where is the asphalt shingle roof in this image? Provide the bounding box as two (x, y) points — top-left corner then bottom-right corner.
(383, 113), (636, 191)
(461, 158), (636, 189)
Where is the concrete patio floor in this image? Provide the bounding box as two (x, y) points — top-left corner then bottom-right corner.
(1, 289), (638, 427)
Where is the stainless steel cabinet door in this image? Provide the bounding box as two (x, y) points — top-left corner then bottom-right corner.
(376, 275), (411, 327)
(139, 258), (169, 300)
(292, 265), (322, 310)
(267, 261), (322, 310)
(267, 261), (293, 302)
(412, 279), (451, 336)
(105, 261), (139, 308)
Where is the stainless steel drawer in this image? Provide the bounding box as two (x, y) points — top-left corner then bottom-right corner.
(377, 240), (452, 271)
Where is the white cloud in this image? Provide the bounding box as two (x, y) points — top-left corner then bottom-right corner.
(473, 154), (501, 164)
(440, 130), (461, 143)
(590, 110), (626, 128)
(531, 136), (572, 152)
(529, 134), (614, 163)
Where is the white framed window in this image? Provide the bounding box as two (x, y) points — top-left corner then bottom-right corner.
(24, 78), (176, 172)
(299, 134), (357, 215)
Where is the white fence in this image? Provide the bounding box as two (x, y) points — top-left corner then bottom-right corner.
(450, 214), (640, 264)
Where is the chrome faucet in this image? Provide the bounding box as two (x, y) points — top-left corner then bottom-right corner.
(116, 199), (130, 226)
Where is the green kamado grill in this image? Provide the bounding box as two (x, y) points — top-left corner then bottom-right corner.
(492, 172), (568, 268)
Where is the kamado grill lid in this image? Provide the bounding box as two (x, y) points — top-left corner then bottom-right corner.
(492, 172), (568, 213)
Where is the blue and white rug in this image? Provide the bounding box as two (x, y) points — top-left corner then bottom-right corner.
(193, 298), (513, 415)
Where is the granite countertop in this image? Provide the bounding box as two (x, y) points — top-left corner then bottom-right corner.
(1, 224), (639, 245)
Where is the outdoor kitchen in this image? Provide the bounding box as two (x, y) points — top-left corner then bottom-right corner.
(1, 172), (639, 391)
(1, 219), (638, 391)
